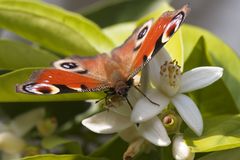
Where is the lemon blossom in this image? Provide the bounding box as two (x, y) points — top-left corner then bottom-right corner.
(131, 49), (223, 136)
(82, 90), (171, 147)
(0, 108), (45, 160)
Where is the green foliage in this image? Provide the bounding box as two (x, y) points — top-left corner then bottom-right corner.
(182, 24), (240, 110)
(81, 0), (171, 27)
(133, 146), (173, 160)
(22, 154), (107, 160)
(91, 136), (128, 160)
(41, 136), (73, 150)
(185, 115), (240, 152)
(0, 40), (58, 70)
(197, 148), (240, 160)
(184, 37), (238, 116)
(0, 0), (114, 56)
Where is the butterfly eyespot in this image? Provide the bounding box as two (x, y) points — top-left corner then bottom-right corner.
(161, 12), (184, 43)
(137, 26), (148, 40)
(60, 62), (78, 69)
(134, 20), (153, 52)
(53, 59), (87, 73)
(23, 83), (60, 94)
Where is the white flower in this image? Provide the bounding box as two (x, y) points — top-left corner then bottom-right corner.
(82, 93), (171, 147)
(172, 134), (195, 160)
(0, 108), (45, 160)
(131, 49), (223, 136)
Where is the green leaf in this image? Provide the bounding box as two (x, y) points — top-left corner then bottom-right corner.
(0, 68), (104, 102)
(182, 24), (240, 110)
(197, 148), (240, 160)
(184, 37), (238, 116)
(91, 136), (128, 160)
(185, 114), (240, 152)
(41, 136), (83, 154)
(0, 0), (114, 56)
(133, 146), (173, 160)
(21, 154), (107, 160)
(103, 3), (184, 66)
(0, 40), (58, 70)
(64, 142), (83, 154)
(41, 136), (72, 150)
(133, 150), (162, 160)
(103, 22), (136, 46)
(81, 0), (171, 27)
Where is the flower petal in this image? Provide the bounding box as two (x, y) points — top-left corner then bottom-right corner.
(179, 67), (223, 93)
(9, 108), (45, 136)
(172, 134), (195, 160)
(131, 89), (169, 123)
(172, 94), (203, 136)
(82, 111), (132, 134)
(138, 117), (171, 146)
(109, 104), (131, 117)
(119, 126), (140, 143)
(109, 88), (139, 117)
(149, 48), (172, 88)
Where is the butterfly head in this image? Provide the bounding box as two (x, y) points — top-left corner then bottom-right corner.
(114, 79), (134, 97)
(114, 81), (129, 97)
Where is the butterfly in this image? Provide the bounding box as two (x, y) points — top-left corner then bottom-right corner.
(16, 5), (190, 101)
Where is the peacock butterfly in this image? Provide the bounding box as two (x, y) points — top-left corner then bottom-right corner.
(16, 5), (190, 101)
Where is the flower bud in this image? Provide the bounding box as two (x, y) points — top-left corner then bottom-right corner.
(160, 110), (182, 134)
(123, 138), (145, 160)
(172, 134), (194, 160)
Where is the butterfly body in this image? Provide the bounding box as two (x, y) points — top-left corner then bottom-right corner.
(17, 5), (190, 98)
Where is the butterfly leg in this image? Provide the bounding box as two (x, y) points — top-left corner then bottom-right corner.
(134, 86), (160, 106)
(125, 96), (133, 110)
(95, 88), (115, 104)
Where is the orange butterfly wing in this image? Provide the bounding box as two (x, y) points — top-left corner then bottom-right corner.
(17, 54), (119, 94)
(130, 5), (190, 77)
(111, 19), (154, 78)
(112, 4), (190, 79)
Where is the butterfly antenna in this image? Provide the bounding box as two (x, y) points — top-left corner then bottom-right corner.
(134, 86), (160, 106)
(125, 96), (133, 110)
